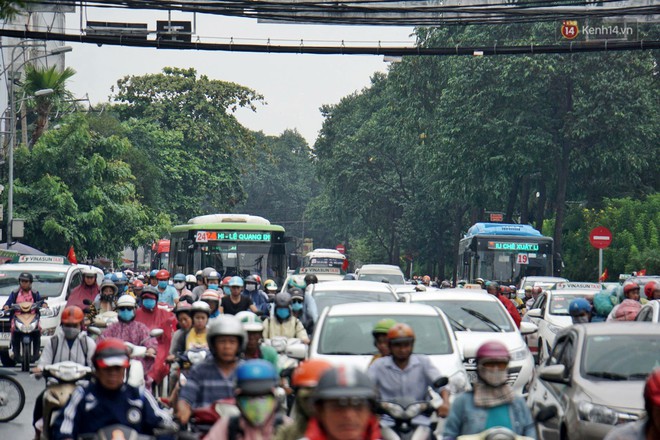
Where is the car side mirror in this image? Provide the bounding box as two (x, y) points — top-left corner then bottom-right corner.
(539, 364), (569, 384)
(397, 296), (407, 303)
(82, 299), (92, 306)
(536, 405), (558, 423)
(526, 308), (543, 319)
(519, 321), (538, 335)
(285, 343), (307, 360)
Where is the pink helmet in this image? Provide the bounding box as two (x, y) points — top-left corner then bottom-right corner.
(476, 341), (510, 363)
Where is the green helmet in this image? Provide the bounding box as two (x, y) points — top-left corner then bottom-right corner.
(288, 275), (307, 291)
(372, 318), (397, 337)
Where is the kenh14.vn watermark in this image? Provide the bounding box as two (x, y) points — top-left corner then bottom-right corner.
(560, 20), (638, 41)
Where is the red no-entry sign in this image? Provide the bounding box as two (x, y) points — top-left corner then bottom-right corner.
(589, 226), (612, 249)
(336, 244), (346, 254)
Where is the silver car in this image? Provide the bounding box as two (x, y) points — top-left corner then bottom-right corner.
(528, 322), (660, 440)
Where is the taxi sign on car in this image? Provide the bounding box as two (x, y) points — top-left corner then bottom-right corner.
(15, 255), (68, 265)
(553, 282), (602, 290)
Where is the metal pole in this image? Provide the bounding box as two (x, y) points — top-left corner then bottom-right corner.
(7, 57), (15, 248)
(598, 248), (603, 283)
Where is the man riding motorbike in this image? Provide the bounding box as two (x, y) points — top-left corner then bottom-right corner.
(173, 273), (193, 303)
(221, 276), (260, 315)
(168, 301), (193, 362)
(569, 298), (592, 324)
(201, 289), (222, 320)
(66, 267), (99, 310)
(262, 292), (310, 343)
(243, 274), (269, 314)
(3, 272), (45, 361)
(155, 269), (178, 307)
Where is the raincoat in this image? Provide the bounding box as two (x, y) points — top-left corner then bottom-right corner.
(99, 319), (157, 378)
(135, 305), (177, 384)
(66, 282), (100, 310)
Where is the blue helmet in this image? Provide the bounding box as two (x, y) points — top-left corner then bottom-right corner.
(149, 269), (158, 277)
(173, 273), (186, 282)
(103, 273), (113, 280)
(569, 298), (592, 316)
(229, 276), (244, 287)
(111, 272), (128, 285)
(236, 359), (278, 395)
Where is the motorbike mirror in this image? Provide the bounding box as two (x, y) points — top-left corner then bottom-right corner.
(433, 377), (449, 389)
(536, 405), (558, 423)
(82, 307), (91, 314)
(285, 343), (307, 360)
(82, 299), (92, 306)
(150, 328), (164, 338)
(87, 326), (101, 336)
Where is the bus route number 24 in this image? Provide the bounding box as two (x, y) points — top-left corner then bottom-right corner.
(196, 231), (209, 243)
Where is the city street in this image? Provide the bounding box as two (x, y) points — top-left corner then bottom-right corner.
(1, 367), (41, 438)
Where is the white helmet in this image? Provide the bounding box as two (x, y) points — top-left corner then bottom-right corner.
(82, 266), (97, 277)
(186, 274), (197, 283)
(236, 311), (264, 332)
(191, 301), (211, 315)
(116, 295), (136, 309)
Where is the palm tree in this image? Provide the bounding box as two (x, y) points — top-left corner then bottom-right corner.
(21, 64), (75, 146)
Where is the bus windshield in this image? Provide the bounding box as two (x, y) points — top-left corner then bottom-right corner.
(194, 242), (286, 282)
(474, 249), (552, 283)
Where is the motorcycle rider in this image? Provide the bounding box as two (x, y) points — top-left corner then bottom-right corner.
(442, 341), (535, 439)
(191, 267), (216, 301)
(186, 274), (198, 293)
(262, 292), (310, 343)
(66, 267), (99, 310)
(221, 276), (260, 315)
(173, 273), (193, 303)
(305, 365), (382, 440)
(32, 306), (96, 436)
(90, 279), (118, 323)
(221, 276), (233, 296)
(178, 315), (246, 425)
(243, 274), (269, 314)
(111, 272), (129, 296)
(275, 359), (333, 440)
(289, 288), (314, 335)
(486, 282), (521, 328)
(603, 367), (660, 440)
(206, 359), (290, 439)
(168, 301), (193, 362)
(608, 281), (642, 322)
(3, 272), (45, 361)
(645, 281), (660, 301)
(99, 295), (157, 385)
(52, 337), (174, 440)
(236, 311), (279, 368)
(527, 286), (542, 310)
(288, 277), (319, 331)
(569, 298), (592, 324)
(148, 269), (159, 287)
(368, 323), (450, 429)
(201, 289), (222, 319)
(368, 318), (397, 366)
(155, 269), (178, 307)
(131, 279), (145, 299)
(522, 286), (533, 311)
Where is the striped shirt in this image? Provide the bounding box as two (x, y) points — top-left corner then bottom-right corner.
(179, 357), (243, 408)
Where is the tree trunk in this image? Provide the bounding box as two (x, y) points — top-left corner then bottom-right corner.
(505, 178), (520, 223)
(20, 104), (27, 147)
(451, 206), (467, 283)
(520, 175), (530, 224)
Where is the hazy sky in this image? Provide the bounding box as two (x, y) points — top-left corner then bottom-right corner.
(62, 9), (414, 144)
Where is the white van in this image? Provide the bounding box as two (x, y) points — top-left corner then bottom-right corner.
(0, 256), (103, 366)
(356, 264), (405, 285)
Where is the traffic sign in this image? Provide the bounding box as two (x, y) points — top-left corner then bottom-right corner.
(589, 226), (612, 249)
(336, 244), (346, 254)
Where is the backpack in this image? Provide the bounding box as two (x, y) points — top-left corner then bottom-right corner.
(227, 413), (286, 440)
(593, 290), (615, 318)
(50, 334), (89, 366)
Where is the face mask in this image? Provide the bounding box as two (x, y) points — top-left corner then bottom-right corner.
(275, 308), (291, 320)
(158, 281), (168, 289)
(142, 298), (157, 310)
(208, 284), (219, 291)
(245, 284), (256, 292)
(572, 315), (590, 324)
(63, 327), (80, 340)
(174, 281), (185, 290)
(237, 395), (276, 427)
(223, 286), (231, 295)
(477, 365), (508, 387)
(291, 302), (303, 312)
(118, 309), (135, 322)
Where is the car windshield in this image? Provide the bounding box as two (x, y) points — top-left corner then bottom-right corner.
(416, 299), (514, 332)
(357, 273), (405, 284)
(0, 270), (67, 298)
(549, 293), (593, 316)
(312, 290), (397, 313)
(582, 335), (660, 381)
(318, 314), (453, 356)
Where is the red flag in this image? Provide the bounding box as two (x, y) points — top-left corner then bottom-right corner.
(599, 268), (608, 282)
(67, 246), (78, 264)
(638, 269), (647, 276)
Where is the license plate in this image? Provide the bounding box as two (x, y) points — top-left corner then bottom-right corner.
(0, 332), (11, 340)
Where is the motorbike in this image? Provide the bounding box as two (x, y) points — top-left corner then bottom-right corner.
(263, 337), (305, 413)
(378, 377), (448, 440)
(0, 300), (47, 371)
(457, 428), (534, 440)
(0, 367), (25, 422)
(77, 423), (183, 440)
(159, 346), (210, 406)
(36, 361), (92, 440)
(184, 398), (240, 437)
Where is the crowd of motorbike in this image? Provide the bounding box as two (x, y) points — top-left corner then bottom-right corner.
(0, 267), (658, 440)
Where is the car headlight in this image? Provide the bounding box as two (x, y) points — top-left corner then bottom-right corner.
(449, 370), (469, 394)
(510, 346), (529, 362)
(547, 323), (563, 334)
(578, 402), (635, 425)
(40, 306), (61, 318)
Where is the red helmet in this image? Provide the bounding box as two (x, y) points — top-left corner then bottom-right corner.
(156, 269), (170, 281)
(476, 341), (510, 364)
(623, 281), (640, 296)
(644, 368), (660, 407)
(93, 338), (129, 369)
(387, 323), (415, 343)
(500, 286), (510, 295)
(253, 275), (262, 285)
(532, 286), (542, 295)
(291, 359), (333, 388)
(644, 281), (659, 299)
(133, 280), (144, 290)
(61, 306), (84, 325)
(221, 276), (232, 287)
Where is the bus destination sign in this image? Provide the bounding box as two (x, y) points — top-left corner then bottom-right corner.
(487, 241), (540, 252)
(196, 231), (272, 243)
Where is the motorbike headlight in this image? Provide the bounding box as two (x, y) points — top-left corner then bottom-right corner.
(16, 322), (29, 332)
(40, 306), (60, 318)
(547, 323), (563, 334)
(510, 346), (529, 362)
(188, 351), (207, 364)
(27, 321), (38, 332)
(379, 401), (406, 419)
(578, 402), (627, 425)
(404, 403), (428, 418)
(448, 370), (469, 394)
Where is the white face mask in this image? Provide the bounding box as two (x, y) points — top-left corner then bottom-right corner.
(245, 284), (256, 292)
(174, 281), (186, 290)
(477, 365), (509, 387)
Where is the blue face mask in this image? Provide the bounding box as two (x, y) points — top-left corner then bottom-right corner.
(142, 298), (157, 310)
(276, 308), (291, 320)
(291, 302), (303, 312)
(223, 287), (231, 295)
(208, 284), (219, 291)
(118, 309), (135, 322)
(158, 281), (168, 289)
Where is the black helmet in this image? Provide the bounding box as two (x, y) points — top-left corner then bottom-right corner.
(313, 366), (378, 402)
(274, 292), (291, 308)
(18, 272), (33, 282)
(244, 275), (258, 285)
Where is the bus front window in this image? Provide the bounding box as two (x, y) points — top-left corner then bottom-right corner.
(194, 242), (286, 285)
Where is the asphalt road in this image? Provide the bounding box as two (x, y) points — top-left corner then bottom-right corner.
(1, 367), (42, 439)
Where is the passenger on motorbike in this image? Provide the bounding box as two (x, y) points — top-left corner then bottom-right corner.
(275, 359), (333, 440)
(221, 276), (260, 315)
(368, 323), (450, 429)
(569, 298), (592, 324)
(52, 338), (175, 440)
(236, 311), (279, 368)
(368, 318), (397, 366)
(155, 269), (179, 307)
(264, 280), (279, 300)
(206, 359), (290, 439)
(305, 365), (382, 440)
(3, 272), (45, 360)
(33, 306), (96, 436)
(262, 292), (310, 343)
(603, 367), (660, 440)
(243, 274), (269, 314)
(442, 341), (535, 439)
(289, 288), (314, 336)
(288, 277), (319, 330)
(608, 281), (643, 322)
(185, 274), (198, 293)
(173, 273), (193, 303)
(66, 267), (99, 310)
(111, 272), (129, 296)
(130, 279), (144, 299)
(201, 290), (222, 319)
(148, 269), (159, 287)
(185, 301), (210, 349)
(178, 315), (246, 425)
(93, 279), (118, 314)
(168, 301), (193, 362)
(644, 281), (660, 301)
(487, 282), (521, 328)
